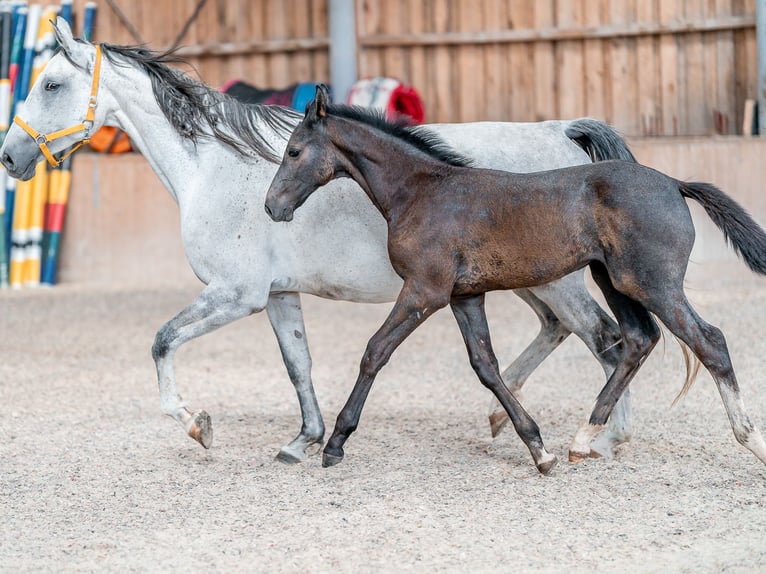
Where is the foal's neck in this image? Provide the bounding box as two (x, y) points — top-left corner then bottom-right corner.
(328, 117), (452, 223)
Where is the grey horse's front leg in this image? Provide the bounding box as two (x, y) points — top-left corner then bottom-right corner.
(266, 292), (325, 463)
(153, 284), (260, 448)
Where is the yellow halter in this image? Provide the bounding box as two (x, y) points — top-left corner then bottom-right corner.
(14, 44), (103, 167)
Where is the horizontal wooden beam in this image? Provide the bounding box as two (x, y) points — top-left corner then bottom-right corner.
(175, 37), (329, 58)
(359, 15), (756, 48)
(170, 15), (755, 58)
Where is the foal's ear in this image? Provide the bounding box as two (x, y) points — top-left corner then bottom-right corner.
(306, 84), (329, 122)
(53, 16), (91, 70)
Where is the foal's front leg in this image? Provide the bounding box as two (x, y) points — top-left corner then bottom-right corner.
(451, 295), (557, 475)
(323, 282), (448, 467)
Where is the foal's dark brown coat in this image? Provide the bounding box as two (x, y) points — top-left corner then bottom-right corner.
(265, 86), (766, 474)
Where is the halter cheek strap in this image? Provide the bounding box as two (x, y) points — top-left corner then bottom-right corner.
(13, 44), (103, 168)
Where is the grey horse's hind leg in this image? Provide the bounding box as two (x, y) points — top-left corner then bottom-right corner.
(490, 271), (632, 457)
(488, 287), (571, 436)
(152, 284), (263, 449)
(266, 292), (325, 463)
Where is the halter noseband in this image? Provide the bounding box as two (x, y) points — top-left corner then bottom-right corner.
(13, 44), (103, 167)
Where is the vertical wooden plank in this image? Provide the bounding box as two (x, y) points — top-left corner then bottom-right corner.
(432, 0), (454, 122)
(684, 0), (707, 134)
(455, 0), (484, 122)
(357, 0), (382, 79)
(289, 0), (312, 84)
(247, 1), (269, 89)
(482, 0), (508, 121)
(310, 0), (330, 86)
(659, 0), (681, 135)
(382, 0), (405, 81)
(556, 0), (585, 120)
(733, 0), (756, 132)
(609, 0), (638, 135)
(265, 0), (290, 88)
(533, 0), (556, 120)
(508, 0), (535, 122)
(193, 0), (219, 84)
(715, 0), (736, 133)
(583, 0), (608, 122)
(636, 0), (660, 135)
(406, 2), (429, 120)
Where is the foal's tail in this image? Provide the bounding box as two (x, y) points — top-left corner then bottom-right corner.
(564, 118), (637, 163)
(679, 181), (766, 275)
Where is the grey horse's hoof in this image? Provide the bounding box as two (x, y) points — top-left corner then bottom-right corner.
(187, 410), (213, 449)
(322, 451), (344, 467)
(568, 448), (603, 463)
(276, 448), (306, 465)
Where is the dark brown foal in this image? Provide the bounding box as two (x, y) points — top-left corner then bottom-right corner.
(265, 86), (766, 474)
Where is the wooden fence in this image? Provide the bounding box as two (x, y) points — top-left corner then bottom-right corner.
(70, 0), (757, 136)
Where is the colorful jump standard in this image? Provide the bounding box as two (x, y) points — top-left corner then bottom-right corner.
(4, 5), (27, 266)
(0, 5), (12, 287)
(23, 7), (57, 286)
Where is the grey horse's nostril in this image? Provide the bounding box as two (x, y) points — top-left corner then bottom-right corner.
(2, 152), (14, 168)
(264, 202), (274, 218)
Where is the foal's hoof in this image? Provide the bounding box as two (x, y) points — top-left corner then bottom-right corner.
(489, 411), (510, 438)
(568, 448), (602, 463)
(322, 451), (344, 468)
(186, 410), (213, 449)
(536, 453), (558, 476)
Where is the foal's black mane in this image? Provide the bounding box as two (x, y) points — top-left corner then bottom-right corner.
(64, 40), (302, 162)
(324, 103), (474, 168)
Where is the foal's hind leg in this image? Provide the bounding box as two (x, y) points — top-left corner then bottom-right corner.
(649, 296), (766, 465)
(452, 295), (557, 475)
(153, 284), (265, 448)
(266, 292), (325, 463)
(570, 265), (661, 461)
(490, 273), (632, 457)
(530, 277), (633, 455)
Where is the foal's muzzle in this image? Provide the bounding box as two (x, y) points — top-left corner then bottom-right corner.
(264, 201), (294, 222)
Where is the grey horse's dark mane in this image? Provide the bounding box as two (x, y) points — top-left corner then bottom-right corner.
(324, 103), (474, 168)
(64, 40), (301, 162)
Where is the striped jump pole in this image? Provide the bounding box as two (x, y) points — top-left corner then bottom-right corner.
(59, 0), (72, 27)
(0, 4), (13, 287)
(82, 1), (96, 41)
(41, 155), (70, 285)
(24, 158), (46, 286)
(8, 3), (40, 288)
(4, 4), (26, 265)
(24, 6), (57, 286)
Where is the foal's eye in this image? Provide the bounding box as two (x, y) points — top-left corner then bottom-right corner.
(44, 81), (61, 92)
(287, 148), (301, 158)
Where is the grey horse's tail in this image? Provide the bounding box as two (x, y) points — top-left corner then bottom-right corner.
(679, 181), (766, 275)
(565, 118), (636, 163)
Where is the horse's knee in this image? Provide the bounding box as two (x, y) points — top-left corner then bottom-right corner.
(152, 324), (176, 362)
(621, 320), (660, 363)
(359, 345), (389, 379)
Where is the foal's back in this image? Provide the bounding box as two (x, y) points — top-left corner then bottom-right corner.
(394, 160), (694, 295)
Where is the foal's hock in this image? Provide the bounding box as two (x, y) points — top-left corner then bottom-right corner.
(265, 86), (766, 474)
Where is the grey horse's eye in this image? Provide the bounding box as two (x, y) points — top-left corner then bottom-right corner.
(44, 81), (61, 92)
(287, 148), (300, 158)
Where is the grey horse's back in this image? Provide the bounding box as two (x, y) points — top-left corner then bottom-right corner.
(565, 118), (636, 162)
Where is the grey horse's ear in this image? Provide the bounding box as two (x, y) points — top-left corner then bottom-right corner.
(53, 16), (91, 69)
